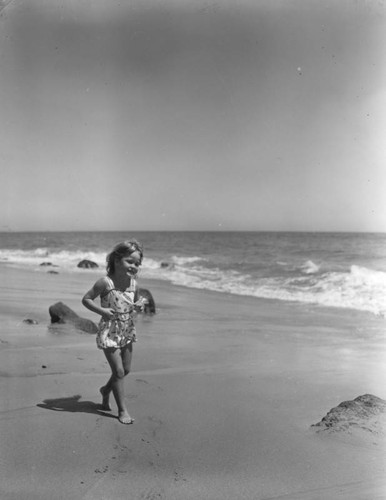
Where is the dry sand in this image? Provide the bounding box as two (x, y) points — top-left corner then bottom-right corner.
(0, 265), (386, 499)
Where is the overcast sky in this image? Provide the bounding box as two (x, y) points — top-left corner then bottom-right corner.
(1, 0), (385, 232)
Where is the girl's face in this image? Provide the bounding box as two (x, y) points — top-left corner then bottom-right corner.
(115, 251), (142, 278)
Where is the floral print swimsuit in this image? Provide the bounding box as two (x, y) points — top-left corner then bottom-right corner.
(96, 276), (137, 350)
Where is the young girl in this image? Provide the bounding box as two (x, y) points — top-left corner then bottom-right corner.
(82, 239), (145, 424)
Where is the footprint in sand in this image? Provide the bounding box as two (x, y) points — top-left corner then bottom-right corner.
(139, 486), (164, 500)
(94, 465), (109, 474)
(174, 467), (187, 483)
(135, 378), (149, 384)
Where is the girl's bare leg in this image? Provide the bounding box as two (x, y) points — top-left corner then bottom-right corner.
(103, 345), (134, 424)
(99, 379), (113, 411)
(100, 342), (133, 410)
(120, 343), (133, 375)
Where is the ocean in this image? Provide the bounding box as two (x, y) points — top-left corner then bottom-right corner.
(1, 231), (386, 317)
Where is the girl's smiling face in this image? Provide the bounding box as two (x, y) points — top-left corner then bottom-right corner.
(115, 251), (142, 277)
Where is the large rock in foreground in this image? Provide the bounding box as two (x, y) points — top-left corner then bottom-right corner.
(49, 302), (98, 333)
(312, 394), (386, 438)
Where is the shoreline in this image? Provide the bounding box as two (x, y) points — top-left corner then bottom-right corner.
(1, 261), (383, 322)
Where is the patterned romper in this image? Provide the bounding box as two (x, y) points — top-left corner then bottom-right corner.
(96, 276), (137, 350)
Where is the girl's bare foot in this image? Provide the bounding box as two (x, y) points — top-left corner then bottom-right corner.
(118, 411), (134, 424)
(99, 386), (112, 411)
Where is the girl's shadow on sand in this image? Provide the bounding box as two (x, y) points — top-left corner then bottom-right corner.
(37, 395), (116, 419)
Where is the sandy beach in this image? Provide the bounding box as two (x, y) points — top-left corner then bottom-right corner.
(1, 264), (386, 500)
(1, 0), (386, 495)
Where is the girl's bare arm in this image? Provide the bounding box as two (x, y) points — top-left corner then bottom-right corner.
(82, 278), (114, 320)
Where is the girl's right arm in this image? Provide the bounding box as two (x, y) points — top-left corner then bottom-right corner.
(82, 277), (115, 321)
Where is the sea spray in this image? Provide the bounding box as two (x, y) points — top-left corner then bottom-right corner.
(1, 231), (386, 316)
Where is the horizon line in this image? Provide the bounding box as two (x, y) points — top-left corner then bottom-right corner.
(1, 229), (385, 235)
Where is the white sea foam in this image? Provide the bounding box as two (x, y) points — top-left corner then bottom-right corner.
(1, 248), (386, 316)
(300, 260), (320, 274)
(171, 255), (203, 265)
(143, 257), (164, 270)
(0, 248), (106, 269)
(143, 261), (386, 316)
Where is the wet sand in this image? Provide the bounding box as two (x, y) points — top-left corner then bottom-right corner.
(0, 265), (386, 499)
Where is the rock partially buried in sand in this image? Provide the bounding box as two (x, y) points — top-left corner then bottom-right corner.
(77, 259), (99, 269)
(160, 261), (174, 269)
(312, 394), (386, 436)
(49, 302), (98, 333)
(137, 288), (156, 314)
(23, 318), (39, 325)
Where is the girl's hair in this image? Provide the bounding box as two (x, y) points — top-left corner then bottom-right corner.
(106, 239), (143, 275)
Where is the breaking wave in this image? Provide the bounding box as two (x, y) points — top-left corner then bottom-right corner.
(1, 248), (385, 316)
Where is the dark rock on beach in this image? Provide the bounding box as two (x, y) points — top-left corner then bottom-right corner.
(49, 302), (98, 333)
(23, 318), (39, 325)
(312, 394), (386, 436)
(137, 288), (156, 314)
(160, 261), (175, 270)
(77, 259), (99, 269)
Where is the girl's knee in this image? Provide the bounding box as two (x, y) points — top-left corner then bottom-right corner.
(114, 368), (126, 379)
(124, 367), (130, 376)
